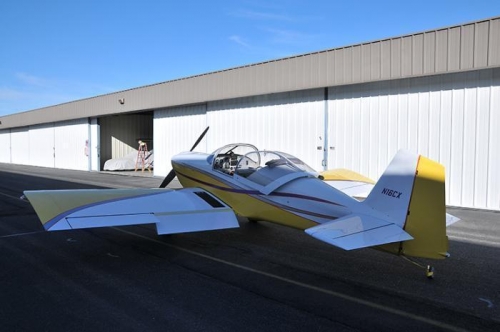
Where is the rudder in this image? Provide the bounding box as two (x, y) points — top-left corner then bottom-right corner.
(363, 150), (449, 259)
(401, 156), (449, 259)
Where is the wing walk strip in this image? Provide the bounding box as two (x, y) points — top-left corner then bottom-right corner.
(114, 227), (466, 332)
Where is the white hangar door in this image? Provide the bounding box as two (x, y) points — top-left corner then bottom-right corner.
(327, 68), (500, 210)
(54, 119), (90, 171)
(327, 82), (398, 179)
(207, 89), (325, 171)
(29, 124), (55, 168)
(10, 128), (29, 165)
(0, 131), (11, 163)
(154, 105), (207, 177)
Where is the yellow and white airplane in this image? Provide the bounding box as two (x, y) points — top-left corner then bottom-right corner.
(24, 128), (457, 278)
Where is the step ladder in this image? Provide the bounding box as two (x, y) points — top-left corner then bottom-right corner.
(135, 140), (152, 172)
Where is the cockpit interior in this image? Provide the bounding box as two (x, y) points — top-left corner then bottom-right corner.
(209, 143), (318, 186)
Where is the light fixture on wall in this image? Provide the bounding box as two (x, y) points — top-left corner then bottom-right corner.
(118, 98), (125, 105)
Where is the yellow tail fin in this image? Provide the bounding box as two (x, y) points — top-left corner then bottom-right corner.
(366, 151), (449, 259)
(401, 156), (449, 259)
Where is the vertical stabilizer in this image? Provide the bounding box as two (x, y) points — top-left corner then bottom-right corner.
(363, 150), (419, 228)
(363, 150), (449, 259)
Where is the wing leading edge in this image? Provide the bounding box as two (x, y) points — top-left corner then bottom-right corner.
(24, 188), (239, 235)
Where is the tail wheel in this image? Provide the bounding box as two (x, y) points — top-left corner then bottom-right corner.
(426, 265), (435, 279)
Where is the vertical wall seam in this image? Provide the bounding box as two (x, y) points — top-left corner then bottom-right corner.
(485, 74), (492, 207)
(448, 79), (454, 205)
(473, 23), (477, 68)
(53, 122), (56, 169)
(458, 26), (462, 70)
(460, 76), (466, 205)
(87, 118), (91, 172)
(204, 103), (208, 153)
(9, 129), (12, 164)
(486, 20), (490, 67)
(323, 87), (329, 170)
(472, 77), (478, 206)
(421, 33), (425, 73)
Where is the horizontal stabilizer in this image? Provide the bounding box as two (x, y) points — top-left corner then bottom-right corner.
(24, 188), (239, 235)
(446, 213), (460, 227)
(322, 180), (374, 200)
(305, 213), (413, 250)
(321, 168), (375, 199)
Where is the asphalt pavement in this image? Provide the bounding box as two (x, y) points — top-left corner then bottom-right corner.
(0, 163), (499, 331)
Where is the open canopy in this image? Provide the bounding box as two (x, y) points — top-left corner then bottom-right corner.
(235, 150), (317, 185)
(208, 143), (318, 192)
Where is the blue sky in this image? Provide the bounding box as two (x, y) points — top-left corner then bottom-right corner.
(0, 0), (498, 116)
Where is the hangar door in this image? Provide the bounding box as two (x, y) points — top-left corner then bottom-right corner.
(207, 89), (325, 171)
(154, 105), (207, 177)
(10, 128), (29, 165)
(327, 68), (500, 210)
(0, 130), (11, 163)
(29, 123), (55, 168)
(54, 119), (90, 171)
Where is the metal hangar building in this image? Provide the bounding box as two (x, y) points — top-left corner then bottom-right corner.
(0, 17), (499, 211)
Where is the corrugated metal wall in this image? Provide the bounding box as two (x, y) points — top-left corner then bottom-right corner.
(207, 89), (325, 170)
(153, 90), (325, 176)
(29, 124), (55, 168)
(0, 130), (11, 163)
(327, 68), (500, 210)
(154, 105), (207, 177)
(2, 17), (499, 129)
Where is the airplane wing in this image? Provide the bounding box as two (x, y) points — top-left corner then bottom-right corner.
(305, 213), (413, 250)
(23, 188), (239, 234)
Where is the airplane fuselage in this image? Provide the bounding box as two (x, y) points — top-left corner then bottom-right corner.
(171, 149), (374, 230)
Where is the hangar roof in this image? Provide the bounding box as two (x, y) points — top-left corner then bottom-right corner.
(1, 16), (499, 130)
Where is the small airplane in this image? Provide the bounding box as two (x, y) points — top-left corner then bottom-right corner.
(24, 127), (457, 278)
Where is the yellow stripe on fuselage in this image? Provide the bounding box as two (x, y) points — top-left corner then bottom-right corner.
(173, 163), (318, 230)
